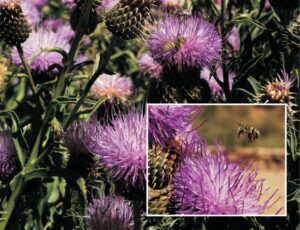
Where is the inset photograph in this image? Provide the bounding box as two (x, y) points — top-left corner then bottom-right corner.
(147, 104), (286, 216)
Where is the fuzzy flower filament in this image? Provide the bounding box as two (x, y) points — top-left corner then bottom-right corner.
(148, 15), (222, 69)
(87, 195), (133, 230)
(170, 145), (279, 215)
(88, 111), (146, 190)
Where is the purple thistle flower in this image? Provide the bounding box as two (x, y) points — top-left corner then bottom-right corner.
(88, 111), (146, 190)
(148, 105), (202, 146)
(87, 195), (133, 230)
(11, 26), (71, 72)
(200, 65), (235, 100)
(64, 118), (102, 155)
(264, 0), (271, 10)
(98, 0), (119, 13)
(170, 145), (279, 215)
(138, 53), (162, 79)
(227, 26), (240, 51)
(21, 1), (41, 27)
(0, 129), (18, 182)
(91, 73), (133, 102)
(148, 15), (222, 69)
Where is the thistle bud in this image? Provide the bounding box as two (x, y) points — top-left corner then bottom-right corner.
(105, 0), (156, 39)
(0, 0), (31, 46)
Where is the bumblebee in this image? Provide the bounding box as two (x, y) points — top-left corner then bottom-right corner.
(237, 123), (260, 142)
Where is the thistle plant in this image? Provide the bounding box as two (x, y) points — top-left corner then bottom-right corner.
(0, 0), (298, 229)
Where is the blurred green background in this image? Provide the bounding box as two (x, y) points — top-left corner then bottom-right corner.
(195, 105), (285, 148)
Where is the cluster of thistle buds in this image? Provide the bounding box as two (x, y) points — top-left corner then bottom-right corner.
(264, 81), (290, 102)
(0, 0), (31, 46)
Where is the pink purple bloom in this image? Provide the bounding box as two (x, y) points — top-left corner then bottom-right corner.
(264, 0), (271, 10)
(170, 144), (279, 214)
(148, 105), (202, 146)
(138, 53), (162, 79)
(87, 195), (133, 230)
(88, 111), (146, 190)
(0, 129), (18, 182)
(227, 26), (240, 51)
(148, 15), (222, 69)
(91, 73), (133, 102)
(11, 26), (71, 72)
(200, 66), (235, 100)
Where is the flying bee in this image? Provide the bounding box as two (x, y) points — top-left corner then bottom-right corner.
(237, 123), (260, 142)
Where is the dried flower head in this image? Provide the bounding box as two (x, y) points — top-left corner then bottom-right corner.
(11, 26), (71, 72)
(148, 15), (222, 69)
(159, 0), (185, 10)
(138, 53), (162, 79)
(170, 145), (279, 214)
(88, 111), (146, 190)
(0, 0), (31, 46)
(91, 73), (133, 102)
(263, 70), (295, 102)
(0, 128), (19, 182)
(200, 65), (235, 100)
(105, 0), (156, 39)
(87, 195), (133, 230)
(148, 105), (202, 146)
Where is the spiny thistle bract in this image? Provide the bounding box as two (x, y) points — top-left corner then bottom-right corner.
(105, 0), (156, 39)
(0, 0), (31, 46)
(87, 195), (133, 230)
(148, 15), (222, 69)
(87, 111), (147, 190)
(170, 145), (280, 215)
(0, 128), (19, 182)
(148, 145), (177, 190)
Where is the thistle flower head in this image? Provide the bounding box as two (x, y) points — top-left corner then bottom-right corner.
(200, 66), (235, 101)
(88, 111), (146, 190)
(87, 195), (133, 230)
(263, 70), (295, 102)
(91, 73), (133, 102)
(148, 105), (202, 146)
(105, 0), (156, 39)
(61, 0), (76, 9)
(32, 0), (47, 8)
(148, 15), (222, 69)
(170, 145), (279, 214)
(0, 128), (18, 182)
(11, 26), (71, 72)
(0, 0), (31, 46)
(138, 53), (162, 79)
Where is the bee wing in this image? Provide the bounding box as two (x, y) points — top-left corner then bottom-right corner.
(237, 128), (243, 138)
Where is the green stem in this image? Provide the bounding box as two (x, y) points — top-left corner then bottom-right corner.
(16, 44), (38, 96)
(0, 1), (95, 229)
(63, 37), (118, 129)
